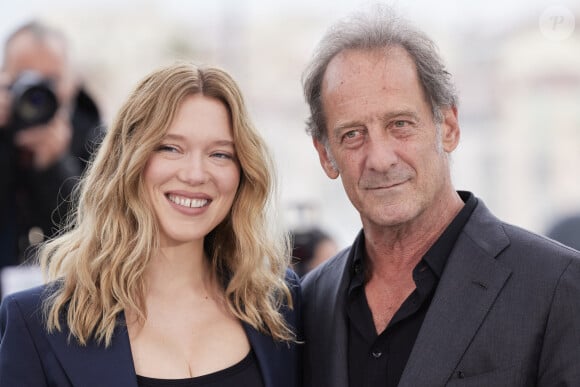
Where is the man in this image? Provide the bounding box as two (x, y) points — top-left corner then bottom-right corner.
(300, 6), (580, 386)
(0, 21), (102, 292)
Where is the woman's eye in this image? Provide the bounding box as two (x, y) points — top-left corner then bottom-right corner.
(211, 152), (234, 160)
(157, 145), (179, 152)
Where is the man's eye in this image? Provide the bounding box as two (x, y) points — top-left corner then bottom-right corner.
(394, 120), (408, 127)
(342, 129), (362, 141)
(339, 128), (365, 146)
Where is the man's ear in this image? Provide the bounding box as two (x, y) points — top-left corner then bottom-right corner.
(441, 106), (460, 153)
(313, 138), (340, 179)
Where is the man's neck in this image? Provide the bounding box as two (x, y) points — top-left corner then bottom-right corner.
(363, 190), (464, 275)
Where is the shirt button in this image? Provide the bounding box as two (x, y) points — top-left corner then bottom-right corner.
(371, 351), (382, 359)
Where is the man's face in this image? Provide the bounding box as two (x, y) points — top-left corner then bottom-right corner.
(314, 47), (459, 230)
(3, 32), (75, 106)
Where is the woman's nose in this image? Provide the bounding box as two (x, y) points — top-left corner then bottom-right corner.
(177, 155), (208, 185)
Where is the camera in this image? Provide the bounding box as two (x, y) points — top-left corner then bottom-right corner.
(8, 71), (58, 132)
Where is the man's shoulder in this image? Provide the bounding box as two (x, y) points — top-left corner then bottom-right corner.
(301, 246), (351, 295)
(467, 197), (580, 276)
(500, 221), (580, 270)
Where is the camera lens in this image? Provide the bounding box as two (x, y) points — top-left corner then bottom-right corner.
(9, 71), (59, 132)
(15, 85), (58, 125)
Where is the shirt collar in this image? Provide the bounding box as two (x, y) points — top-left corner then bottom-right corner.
(349, 191), (477, 291)
(423, 191), (476, 277)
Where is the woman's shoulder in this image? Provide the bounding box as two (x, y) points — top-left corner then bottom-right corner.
(284, 268), (300, 287)
(284, 268), (301, 303)
(281, 268), (301, 328)
(0, 283), (56, 317)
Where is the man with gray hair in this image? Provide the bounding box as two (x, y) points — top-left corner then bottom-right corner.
(300, 6), (580, 386)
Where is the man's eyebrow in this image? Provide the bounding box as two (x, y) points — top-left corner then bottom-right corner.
(380, 109), (420, 122)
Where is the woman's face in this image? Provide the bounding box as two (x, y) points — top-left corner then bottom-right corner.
(143, 94), (241, 248)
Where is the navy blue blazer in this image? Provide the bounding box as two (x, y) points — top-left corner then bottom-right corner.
(0, 273), (302, 387)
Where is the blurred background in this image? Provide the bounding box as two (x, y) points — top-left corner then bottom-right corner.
(2, 0), (579, 250)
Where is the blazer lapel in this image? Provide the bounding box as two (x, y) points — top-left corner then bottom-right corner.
(399, 202), (513, 387)
(245, 323), (300, 387)
(46, 314), (138, 387)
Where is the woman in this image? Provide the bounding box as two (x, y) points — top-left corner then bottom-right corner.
(0, 62), (301, 387)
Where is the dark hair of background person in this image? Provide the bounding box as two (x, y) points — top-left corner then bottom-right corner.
(291, 227), (338, 277)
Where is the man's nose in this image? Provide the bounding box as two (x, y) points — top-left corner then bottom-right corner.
(365, 130), (398, 172)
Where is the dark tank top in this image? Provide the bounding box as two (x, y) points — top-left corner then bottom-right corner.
(136, 350), (264, 387)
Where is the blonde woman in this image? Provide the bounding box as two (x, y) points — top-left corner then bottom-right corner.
(0, 62), (301, 387)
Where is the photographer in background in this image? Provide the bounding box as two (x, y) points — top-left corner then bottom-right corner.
(0, 21), (102, 295)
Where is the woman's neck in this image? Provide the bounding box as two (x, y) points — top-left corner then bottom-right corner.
(146, 241), (214, 297)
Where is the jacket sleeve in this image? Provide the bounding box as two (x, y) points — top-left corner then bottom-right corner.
(537, 257), (580, 385)
(0, 295), (49, 387)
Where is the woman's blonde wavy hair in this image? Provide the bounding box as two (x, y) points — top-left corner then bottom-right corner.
(40, 61), (294, 346)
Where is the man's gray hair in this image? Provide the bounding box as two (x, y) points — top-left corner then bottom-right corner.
(302, 5), (458, 142)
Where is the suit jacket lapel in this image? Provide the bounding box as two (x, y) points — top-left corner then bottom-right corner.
(46, 314), (138, 387)
(399, 201), (513, 387)
(316, 248), (353, 387)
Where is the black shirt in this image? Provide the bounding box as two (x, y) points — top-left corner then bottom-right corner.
(347, 191), (477, 387)
(136, 349), (264, 387)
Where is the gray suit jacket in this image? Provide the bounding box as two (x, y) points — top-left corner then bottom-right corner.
(302, 196), (580, 386)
